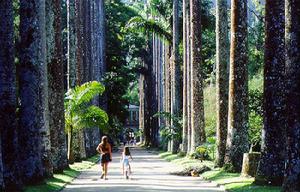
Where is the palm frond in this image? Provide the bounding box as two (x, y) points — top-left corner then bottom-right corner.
(64, 81), (108, 132)
(66, 81), (105, 107)
(73, 106), (109, 130)
(127, 16), (172, 42)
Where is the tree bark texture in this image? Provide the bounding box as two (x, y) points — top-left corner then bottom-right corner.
(46, 0), (69, 173)
(164, 44), (172, 151)
(215, 0), (229, 167)
(144, 35), (153, 146)
(19, 0), (53, 183)
(182, 0), (189, 154)
(67, 0), (77, 89)
(190, 0), (206, 152)
(225, 0), (249, 172)
(186, 5), (192, 155)
(171, 0), (181, 154)
(256, 0), (286, 185)
(150, 35), (159, 147)
(282, 0), (300, 190)
(74, 0), (86, 160)
(0, 0), (22, 189)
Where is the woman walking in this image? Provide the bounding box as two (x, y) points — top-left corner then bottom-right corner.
(97, 136), (112, 180)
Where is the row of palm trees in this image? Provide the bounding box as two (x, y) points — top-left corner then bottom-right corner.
(0, 0), (106, 190)
(138, 0), (300, 190)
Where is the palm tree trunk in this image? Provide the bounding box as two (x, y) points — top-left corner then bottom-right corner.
(67, 126), (75, 164)
(0, 0), (22, 189)
(215, 0), (229, 167)
(171, 0), (181, 154)
(67, 0), (77, 89)
(182, 0), (189, 154)
(46, 0), (69, 173)
(164, 44), (172, 151)
(19, 0), (53, 183)
(224, 0), (249, 172)
(98, 0), (107, 110)
(282, 0), (300, 190)
(144, 35), (153, 146)
(67, 0), (77, 164)
(74, 0), (86, 160)
(139, 69), (145, 144)
(186, 4), (192, 155)
(190, 0), (206, 153)
(255, 0), (285, 185)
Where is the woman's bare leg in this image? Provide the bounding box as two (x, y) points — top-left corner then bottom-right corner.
(104, 163), (108, 179)
(129, 164), (132, 174)
(101, 164), (104, 179)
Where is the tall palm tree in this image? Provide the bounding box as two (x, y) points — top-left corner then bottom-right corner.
(215, 0), (229, 167)
(19, 0), (52, 183)
(65, 81), (108, 163)
(46, 0), (69, 173)
(224, 0), (249, 172)
(0, 0), (22, 190)
(190, 0), (206, 152)
(67, 0), (77, 89)
(170, 0), (181, 154)
(74, 0), (86, 161)
(255, 0), (285, 185)
(182, 0), (189, 154)
(282, 0), (300, 190)
(186, 1), (192, 155)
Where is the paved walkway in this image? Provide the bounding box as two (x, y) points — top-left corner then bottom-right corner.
(62, 147), (225, 192)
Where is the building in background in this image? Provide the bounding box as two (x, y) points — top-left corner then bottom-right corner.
(124, 104), (139, 143)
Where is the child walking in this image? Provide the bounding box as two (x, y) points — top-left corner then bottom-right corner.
(121, 146), (133, 179)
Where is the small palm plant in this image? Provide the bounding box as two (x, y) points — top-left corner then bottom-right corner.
(65, 81), (108, 163)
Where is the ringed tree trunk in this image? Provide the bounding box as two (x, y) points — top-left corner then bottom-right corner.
(215, 0), (229, 167)
(186, 4), (192, 155)
(224, 0), (249, 172)
(182, 0), (189, 154)
(74, 0), (86, 161)
(19, 0), (53, 183)
(282, 0), (300, 190)
(255, 0), (285, 185)
(164, 44), (172, 151)
(0, 0), (22, 189)
(46, 0), (69, 173)
(67, 0), (77, 89)
(67, 126), (75, 164)
(144, 36), (153, 147)
(66, 0), (77, 164)
(150, 34), (159, 147)
(190, 0), (206, 152)
(170, 0), (181, 154)
(139, 69), (145, 144)
(98, 0), (107, 110)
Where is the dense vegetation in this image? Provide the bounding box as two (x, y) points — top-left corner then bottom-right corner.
(0, 0), (300, 191)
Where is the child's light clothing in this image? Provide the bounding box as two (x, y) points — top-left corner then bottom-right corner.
(122, 154), (130, 166)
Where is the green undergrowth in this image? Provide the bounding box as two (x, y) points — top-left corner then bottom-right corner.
(25, 155), (99, 192)
(202, 169), (280, 192)
(159, 152), (214, 170)
(159, 151), (280, 192)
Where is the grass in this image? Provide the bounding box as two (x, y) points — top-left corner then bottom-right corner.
(159, 151), (281, 192)
(202, 170), (280, 192)
(159, 152), (214, 169)
(24, 155), (99, 192)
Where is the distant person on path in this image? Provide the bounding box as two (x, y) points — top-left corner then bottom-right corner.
(121, 146), (133, 179)
(123, 135), (127, 146)
(97, 136), (112, 180)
